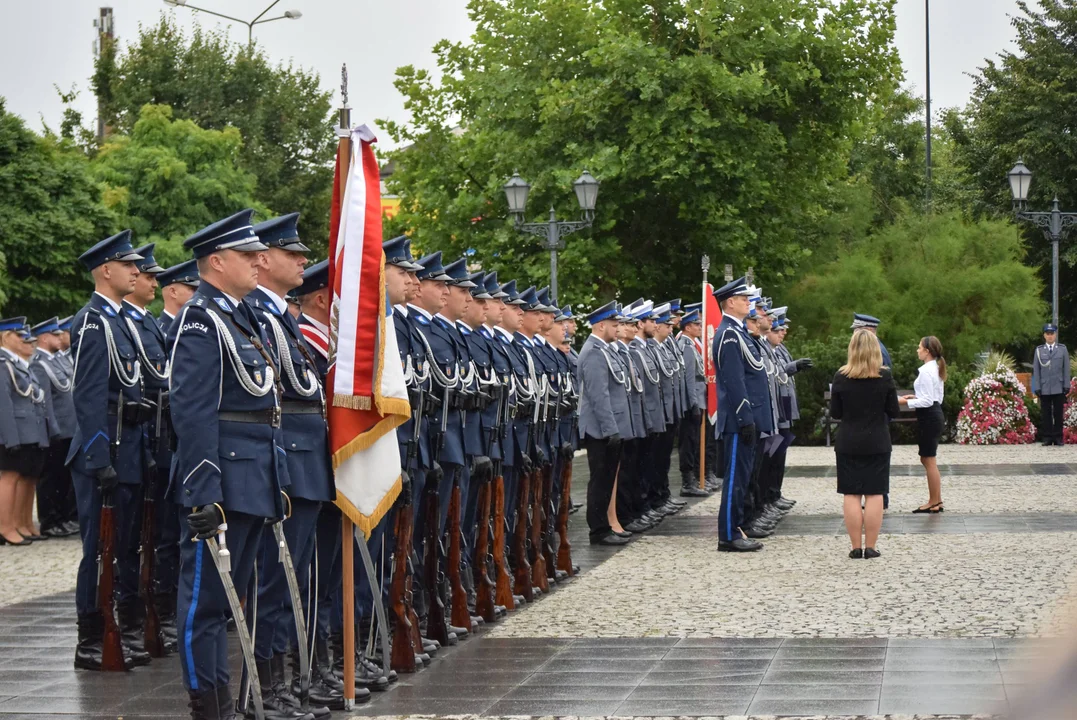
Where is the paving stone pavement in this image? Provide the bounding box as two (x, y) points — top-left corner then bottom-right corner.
(3, 449), (1077, 718)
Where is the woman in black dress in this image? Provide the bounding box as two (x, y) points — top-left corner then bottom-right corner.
(830, 329), (900, 558)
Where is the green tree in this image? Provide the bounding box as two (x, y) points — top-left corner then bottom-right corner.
(93, 17), (333, 253)
(381, 0), (903, 308)
(946, 0), (1077, 331)
(90, 104), (270, 268)
(0, 98), (116, 318)
(787, 210), (1044, 364)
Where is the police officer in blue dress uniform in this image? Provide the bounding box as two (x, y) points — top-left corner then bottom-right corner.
(712, 277), (771, 552)
(54, 315), (81, 534)
(245, 213), (340, 718)
(66, 232), (154, 670)
(167, 209), (289, 719)
(158, 260), (201, 337)
(121, 243), (180, 657)
(29, 317), (78, 538)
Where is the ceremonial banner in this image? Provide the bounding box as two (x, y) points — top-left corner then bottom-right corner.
(704, 283), (722, 424)
(327, 125), (410, 535)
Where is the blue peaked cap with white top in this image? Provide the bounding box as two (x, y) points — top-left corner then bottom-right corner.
(587, 301), (619, 326)
(713, 276), (751, 302)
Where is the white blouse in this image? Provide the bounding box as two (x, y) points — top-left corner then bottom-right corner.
(907, 359), (945, 408)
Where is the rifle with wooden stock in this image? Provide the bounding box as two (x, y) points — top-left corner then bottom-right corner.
(98, 392), (126, 671)
(139, 390), (165, 657)
(473, 379), (504, 622)
(390, 382), (425, 673)
(511, 405), (534, 602)
(446, 465), (469, 630)
(529, 381), (549, 593)
(557, 407), (579, 577)
(423, 385), (451, 646)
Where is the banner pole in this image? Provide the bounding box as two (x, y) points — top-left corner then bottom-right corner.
(699, 255), (710, 490)
(333, 64), (356, 711)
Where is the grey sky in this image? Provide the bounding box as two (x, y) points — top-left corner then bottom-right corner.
(4, 1), (1024, 149)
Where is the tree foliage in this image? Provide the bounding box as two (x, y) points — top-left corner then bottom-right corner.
(0, 98), (116, 318)
(381, 0), (903, 308)
(946, 0), (1077, 331)
(91, 104), (269, 268)
(94, 17), (334, 253)
(786, 210), (1044, 364)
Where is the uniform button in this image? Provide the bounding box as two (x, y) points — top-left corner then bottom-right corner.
(185, 489), (191, 495)
(291, 443), (296, 449)
(229, 452), (236, 457)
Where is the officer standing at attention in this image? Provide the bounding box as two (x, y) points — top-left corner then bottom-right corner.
(122, 244), (177, 658)
(712, 277), (771, 553)
(1032, 323), (1071, 446)
(55, 316), (81, 534)
(67, 232), (153, 670)
(676, 310), (709, 497)
(577, 302), (631, 547)
(168, 209), (287, 719)
(611, 306), (646, 535)
(157, 260), (201, 336)
(29, 318), (78, 539)
(246, 213), (339, 717)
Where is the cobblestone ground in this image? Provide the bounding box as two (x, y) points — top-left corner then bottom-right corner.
(683, 475), (1077, 517)
(0, 535), (80, 607)
(787, 443), (1077, 466)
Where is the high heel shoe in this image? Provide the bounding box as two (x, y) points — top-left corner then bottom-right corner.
(18, 530), (44, 542)
(0, 533), (32, 547)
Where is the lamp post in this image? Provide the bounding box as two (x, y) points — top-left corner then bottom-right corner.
(503, 170), (599, 304)
(163, 0), (302, 45)
(1008, 159), (1077, 327)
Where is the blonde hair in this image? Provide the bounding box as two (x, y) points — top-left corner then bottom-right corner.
(840, 329), (883, 379)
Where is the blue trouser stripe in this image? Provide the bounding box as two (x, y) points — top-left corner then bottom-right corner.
(725, 435), (739, 541)
(185, 541), (204, 691)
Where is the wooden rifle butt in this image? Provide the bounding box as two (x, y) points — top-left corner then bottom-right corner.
(512, 472), (533, 602)
(389, 501), (417, 673)
(491, 475), (515, 610)
(98, 499), (126, 672)
(446, 481), (470, 630)
(556, 458), (575, 577)
(529, 465), (549, 593)
(422, 485), (450, 646)
(473, 478), (497, 623)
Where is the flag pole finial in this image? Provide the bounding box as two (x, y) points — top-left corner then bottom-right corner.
(338, 63), (351, 135)
(701, 255), (710, 274)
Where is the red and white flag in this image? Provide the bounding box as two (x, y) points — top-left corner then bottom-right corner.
(703, 282), (722, 424)
(326, 125), (410, 535)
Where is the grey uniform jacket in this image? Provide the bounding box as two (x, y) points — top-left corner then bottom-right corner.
(679, 335), (706, 411)
(646, 337), (676, 425)
(30, 349), (76, 439)
(615, 340), (646, 439)
(663, 337), (685, 418)
(0, 352), (56, 449)
(630, 337), (666, 435)
(1032, 343), (1071, 396)
(774, 343), (801, 422)
(577, 334), (631, 442)
(756, 336), (782, 431)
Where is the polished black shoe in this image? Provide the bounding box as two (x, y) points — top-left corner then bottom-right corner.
(590, 532), (630, 546)
(669, 498), (688, 507)
(718, 538), (763, 552)
(643, 510), (665, 523)
(864, 547), (881, 559)
(849, 548), (863, 559)
(117, 602), (152, 668)
(743, 525), (773, 539)
(447, 623), (469, 639)
(254, 658), (316, 720)
(359, 652), (397, 684)
(659, 502), (682, 515)
(274, 653), (331, 719)
(188, 688), (220, 720)
(613, 530), (633, 539)
(73, 613), (105, 671)
(62, 519), (81, 534)
(41, 525), (69, 538)
(624, 520), (653, 533)
(680, 485), (709, 498)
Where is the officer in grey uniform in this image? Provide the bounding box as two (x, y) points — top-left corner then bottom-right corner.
(577, 301), (631, 546)
(1032, 323), (1071, 446)
(629, 301), (668, 528)
(676, 310), (709, 497)
(612, 305), (649, 533)
(29, 318), (78, 538)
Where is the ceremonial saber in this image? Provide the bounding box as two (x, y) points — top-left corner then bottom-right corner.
(272, 520), (311, 708)
(354, 525), (392, 679)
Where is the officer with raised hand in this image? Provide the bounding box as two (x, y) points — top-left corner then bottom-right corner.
(157, 260), (201, 337)
(67, 232), (152, 671)
(29, 318), (77, 539)
(168, 209), (290, 719)
(712, 277), (771, 553)
(246, 213), (340, 718)
(121, 244), (178, 658)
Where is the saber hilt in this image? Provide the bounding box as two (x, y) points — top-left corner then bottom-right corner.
(216, 523), (230, 573)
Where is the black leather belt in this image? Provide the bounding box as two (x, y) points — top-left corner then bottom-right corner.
(219, 408), (282, 427)
(281, 400), (323, 415)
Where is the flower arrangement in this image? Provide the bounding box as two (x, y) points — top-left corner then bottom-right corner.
(1063, 375), (1077, 444)
(955, 353), (1036, 445)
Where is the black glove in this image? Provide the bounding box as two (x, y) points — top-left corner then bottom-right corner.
(560, 443), (574, 461)
(144, 453), (157, 476)
(738, 424), (757, 445)
(187, 504), (224, 541)
(471, 455), (493, 481)
(519, 453), (534, 475)
(426, 461), (444, 484)
(610, 433), (622, 446)
(95, 465), (119, 492)
(795, 358), (814, 371)
(535, 449), (548, 467)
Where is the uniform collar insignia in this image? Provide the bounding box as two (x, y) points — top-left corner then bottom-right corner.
(264, 301), (281, 316)
(479, 326), (492, 339)
(458, 324), (471, 335)
(127, 309), (141, 319)
(413, 313), (430, 326)
(213, 297), (233, 313)
(101, 305), (116, 317)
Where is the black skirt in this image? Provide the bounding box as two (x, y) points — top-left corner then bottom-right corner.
(0, 445), (48, 477)
(836, 451), (890, 496)
(916, 404), (944, 458)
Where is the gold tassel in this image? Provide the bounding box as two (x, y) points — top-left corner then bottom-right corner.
(332, 393), (372, 410)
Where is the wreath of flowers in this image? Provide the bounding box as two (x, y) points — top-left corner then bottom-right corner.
(956, 366), (1036, 445)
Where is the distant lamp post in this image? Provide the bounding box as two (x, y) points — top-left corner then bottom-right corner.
(1008, 160), (1077, 327)
(503, 170), (599, 304)
(163, 0), (302, 45)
